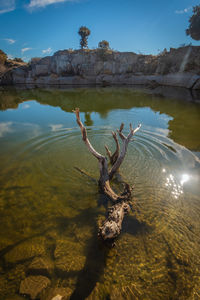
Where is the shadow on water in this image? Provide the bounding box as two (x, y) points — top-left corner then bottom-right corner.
(54, 204), (109, 300)
(122, 214), (153, 236)
(69, 216), (152, 299)
(69, 228), (109, 300)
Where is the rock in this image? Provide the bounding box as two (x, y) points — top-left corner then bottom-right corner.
(0, 276), (8, 296)
(27, 257), (54, 277)
(4, 237), (46, 264)
(193, 78), (200, 90)
(34, 65), (49, 76)
(20, 275), (51, 299)
(146, 79), (160, 89)
(54, 239), (85, 276)
(5, 295), (25, 300)
(40, 287), (72, 300)
(0, 237), (13, 252)
(155, 72), (200, 89)
(1, 46), (200, 89)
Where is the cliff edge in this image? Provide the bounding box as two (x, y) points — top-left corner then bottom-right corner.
(1, 46), (200, 89)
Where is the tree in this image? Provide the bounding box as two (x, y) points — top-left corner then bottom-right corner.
(78, 26), (91, 49)
(98, 40), (110, 50)
(14, 57), (24, 62)
(186, 5), (200, 41)
(0, 50), (7, 65)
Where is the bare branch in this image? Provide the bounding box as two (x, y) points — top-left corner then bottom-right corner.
(109, 123), (141, 180)
(111, 131), (120, 164)
(73, 108), (104, 160)
(119, 123), (124, 132)
(105, 145), (112, 160)
(102, 180), (131, 202)
(105, 131), (120, 165)
(132, 124), (141, 134)
(74, 166), (97, 183)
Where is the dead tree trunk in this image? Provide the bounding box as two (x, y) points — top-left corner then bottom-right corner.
(73, 108), (141, 242)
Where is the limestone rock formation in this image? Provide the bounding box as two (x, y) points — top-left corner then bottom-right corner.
(1, 46), (200, 89)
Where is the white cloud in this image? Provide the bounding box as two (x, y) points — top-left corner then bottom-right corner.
(28, 0), (72, 9)
(21, 47), (32, 53)
(4, 38), (16, 44)
(7, 54), (14, 59)
(0, 122), (13, 137)
(0, 0), (15, 14)
(42, 47), (52, 54)
(175, 7), (192, 14)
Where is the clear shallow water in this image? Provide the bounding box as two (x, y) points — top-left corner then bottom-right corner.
(0, 86), (200, 299)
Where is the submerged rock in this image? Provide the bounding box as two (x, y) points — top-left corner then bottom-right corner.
(40, 287), (72, 300)
(4, 237), (46, 264)
(27, 256), (54, 277)
(54, 239), (85, 276)
(20, 275), (51, 299)
(5, 295), (25, 300)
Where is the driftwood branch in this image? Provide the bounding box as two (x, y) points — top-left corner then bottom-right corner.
(105, 131), (120, 165)
(109, 123), (141, 180)
(73, 108), (141, 242)
(73, 108), (104, 160)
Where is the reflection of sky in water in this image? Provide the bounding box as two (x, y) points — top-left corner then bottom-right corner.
(22, 103), (30, 109)
(49, 124), (64, 132)
(0, 100), (173, 137)
(0, 121), (41, 139)
(0, 97), (199, 197)
(0, 121), (13, 137)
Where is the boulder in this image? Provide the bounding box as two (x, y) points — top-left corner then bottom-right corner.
(20, 275), (51, 299)
(40, 287), (72, 300)
(54, 239), (85, 276)
(193, 78), (200, 90)
(4, 237), (46, 264)
(27, 257), (54, 277)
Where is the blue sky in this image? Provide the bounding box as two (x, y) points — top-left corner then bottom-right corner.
(0, 0), (199, 61)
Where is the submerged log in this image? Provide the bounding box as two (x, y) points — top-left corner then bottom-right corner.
(99, 201), (130, 241)
(73, 108), (141, 242)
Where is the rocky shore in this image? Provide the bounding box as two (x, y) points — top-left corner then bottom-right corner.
(1, 46), (200, 89)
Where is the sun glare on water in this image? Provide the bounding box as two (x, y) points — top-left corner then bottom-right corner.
(180, 173), (190, 185)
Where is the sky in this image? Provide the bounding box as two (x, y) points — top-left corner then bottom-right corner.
(0, 0), (199, 61)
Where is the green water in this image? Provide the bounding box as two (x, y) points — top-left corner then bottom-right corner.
(0, 86), (199, 300)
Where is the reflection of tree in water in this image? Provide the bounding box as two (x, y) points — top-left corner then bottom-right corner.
(84, 112), (93, 127)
